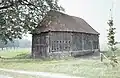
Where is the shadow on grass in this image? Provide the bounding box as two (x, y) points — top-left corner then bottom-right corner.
(0, 53), (32, 59)
(13, 53), (32, 59)
(0, 51), (105, 64)
(0, 53), (59, 63)
(0, 53), (39, 63)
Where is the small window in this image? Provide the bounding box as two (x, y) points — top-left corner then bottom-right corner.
(52, 41), (54, 44)
(52, 46), (54, 50)
(65, 47), (67, 49)
(57, 48), (59, 50)
(66, 41), (67, 43)
(93, 41), (98, 49)
(60, 41), (61, 43)
(68, 41), (71, 43)
(68, 47), (70, 50)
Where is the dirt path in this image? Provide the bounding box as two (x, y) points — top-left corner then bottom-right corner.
(0, 75), (13, 78)
(0, 68), (83, 78)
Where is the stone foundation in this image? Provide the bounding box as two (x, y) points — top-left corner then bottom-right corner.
(48, 52), (71, 59)
(48, 50), (98, 59)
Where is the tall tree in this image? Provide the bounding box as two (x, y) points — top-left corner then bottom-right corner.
(0, 0), (64, 43)
(107, 7), (118, 67)
(107, 18), (117, 56)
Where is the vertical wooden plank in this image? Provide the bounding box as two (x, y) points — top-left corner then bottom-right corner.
(49, 32), (52, 52)
(46, 32), (50, 56)
(82, 33), (84, 51)
(91, 34), (93, 51)
(98, 35), (100, 52)
(39, 34), (42, 57)
(31, 34), (34, 57)
(100, 53), (103, 62)
(70, 32), (73, 52)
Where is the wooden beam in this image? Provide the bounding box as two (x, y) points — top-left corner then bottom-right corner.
(31, 35), (34, 57)
(46, 32), (50, 55)
(70, 33), (73, 53)
(82, 33), (84, 51)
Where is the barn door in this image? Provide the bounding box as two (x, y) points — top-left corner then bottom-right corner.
(33, 33), (47, 58)
(39, 33), (47, 57)
(33, 44), (47, 57)
(39, 44), (47, 57)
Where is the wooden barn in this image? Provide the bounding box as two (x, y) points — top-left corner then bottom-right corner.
(31, 11), (100, 58)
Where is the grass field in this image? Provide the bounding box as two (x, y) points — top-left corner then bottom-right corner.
(0, 49), (120, 78)
(0, 48), (31, 58)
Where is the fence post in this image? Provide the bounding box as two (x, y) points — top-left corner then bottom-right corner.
(100, 53), (103, 62)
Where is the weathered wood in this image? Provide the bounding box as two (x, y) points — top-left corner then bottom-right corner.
(70, 33), (73, 53)
(82, 33), (84, 51)
(32, 31), (100, 58)
(31, 11), (100, 58)
(46, 33), (50, 56)
(32, 33), (47, 58)
(49, 32), (71, 52)
(31, 35), (34, 57)
(73, 33), (82, 51)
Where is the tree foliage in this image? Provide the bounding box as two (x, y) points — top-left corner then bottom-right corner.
(0, 0), (64, 42)
(107, 18), (118, 67)
(107, 19), (117, 56)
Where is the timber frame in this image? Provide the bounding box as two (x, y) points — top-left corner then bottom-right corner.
(32, 31), (100, 58)
(31, 10), (100, 58)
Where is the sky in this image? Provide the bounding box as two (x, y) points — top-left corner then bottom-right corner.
(58, 0), (120, 49)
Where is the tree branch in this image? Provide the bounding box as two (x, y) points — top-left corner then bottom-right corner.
(21, 0), (37, 8)
(0, 4), (13, 10)
(0, 0), (14, 10)
(0, 0), (37, 10)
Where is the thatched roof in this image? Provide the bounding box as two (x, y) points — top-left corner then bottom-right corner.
(33, 10), (99, 35)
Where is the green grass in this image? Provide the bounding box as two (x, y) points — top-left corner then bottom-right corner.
(0, 49), (120, 78)
(0, 48), (31, 58)
(0, 58), (120, 78)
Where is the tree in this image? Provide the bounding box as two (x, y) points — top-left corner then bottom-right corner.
(0, 0), (64, 43)
(107, 10), (118, 67)
(107, 17), (117, 56)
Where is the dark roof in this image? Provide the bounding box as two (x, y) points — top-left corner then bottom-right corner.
(33, 10), (99, 35)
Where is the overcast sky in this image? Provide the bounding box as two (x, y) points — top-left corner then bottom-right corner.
(58, 0), (120, 48)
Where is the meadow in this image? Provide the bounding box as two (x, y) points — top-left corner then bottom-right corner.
(0, 48), (120, 78)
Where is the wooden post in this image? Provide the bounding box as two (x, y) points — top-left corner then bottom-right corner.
(100, 53), (103, 62)
(70, 33), (73, 56)
(98, 35), (100, 52)
(46, 33), (50, 57)
(31, 35), (34, 57)
(91, 40), (93, 52)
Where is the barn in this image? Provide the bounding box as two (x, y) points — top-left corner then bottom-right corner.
(31, 10), (100, 58)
